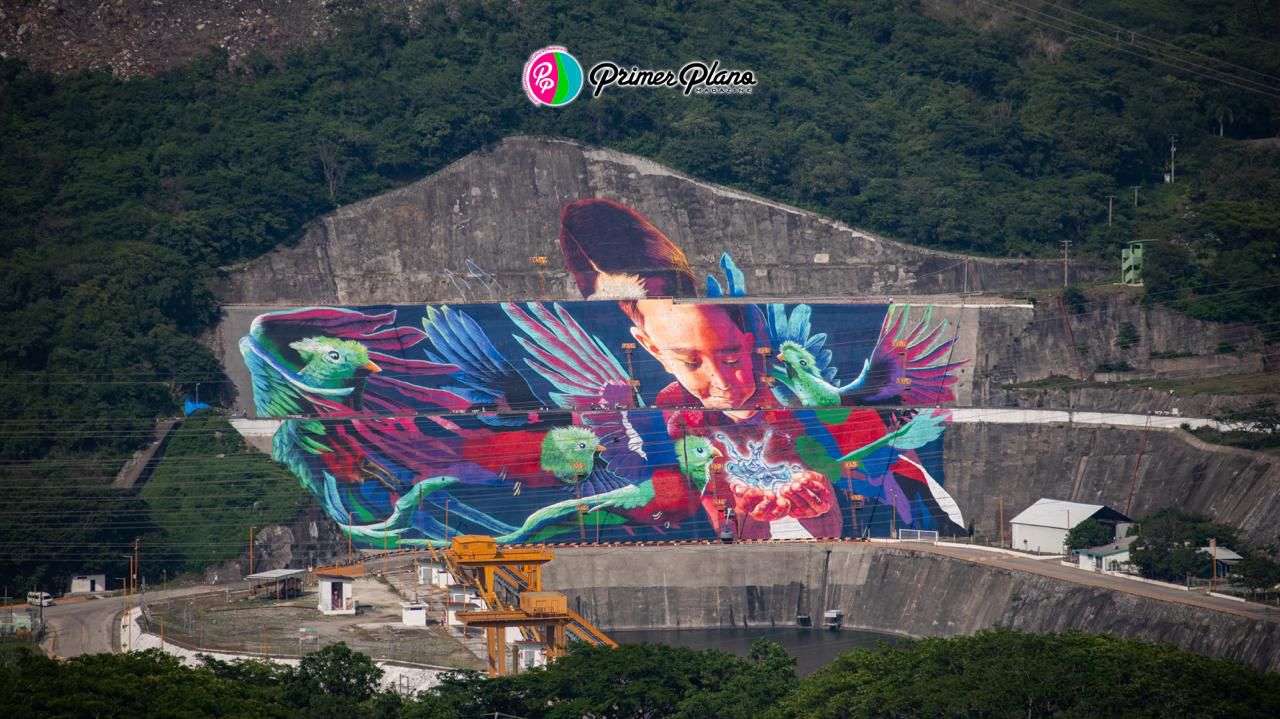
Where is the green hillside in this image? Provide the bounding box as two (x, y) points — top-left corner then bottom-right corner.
(139, 413), (307, 574)
(1, 0), (1277, 589)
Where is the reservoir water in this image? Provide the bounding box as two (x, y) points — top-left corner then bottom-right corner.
(608, 627), (904, 676)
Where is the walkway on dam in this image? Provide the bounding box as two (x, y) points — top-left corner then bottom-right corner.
(912, 542), (1277, 623)
(228, 407), (1228, 449)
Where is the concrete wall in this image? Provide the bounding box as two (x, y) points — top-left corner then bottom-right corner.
(967, 297), (1260, 403)
(943, 422), (1280, 546)
(1009, 524), (1066, 555)
(215, 137), (1103, 306)
(544, 543), (1280, 672)
(211, 137), (1260, 414)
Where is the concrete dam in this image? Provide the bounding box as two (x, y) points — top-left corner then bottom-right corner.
(544, 543), (1280, 673)
(204, 136), (1280, 670)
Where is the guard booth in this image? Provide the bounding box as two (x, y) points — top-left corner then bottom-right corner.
(317, 573), (356, 615)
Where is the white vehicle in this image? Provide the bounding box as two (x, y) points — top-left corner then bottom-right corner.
(26, 591), (53, 607)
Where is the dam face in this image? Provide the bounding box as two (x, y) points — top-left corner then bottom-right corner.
(544, 543), (1280, 673)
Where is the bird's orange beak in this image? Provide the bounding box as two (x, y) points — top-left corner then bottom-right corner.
(711, 446), (723, 458)
(595, 445), (606, 453)
(776, 352), (786, 363)
(363, 360), (382, 373)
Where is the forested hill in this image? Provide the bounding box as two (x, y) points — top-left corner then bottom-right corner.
(1, 1), (1277, 587)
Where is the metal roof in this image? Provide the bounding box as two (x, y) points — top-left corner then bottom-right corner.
(1198, 546), (1243, 562)
(247, 568), (306, 580)
(1009, 498), (1132, 529)
(1078, 535), (1137, 557)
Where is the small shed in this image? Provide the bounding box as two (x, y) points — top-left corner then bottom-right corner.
(1010, 498), (1132, 555)
(69, 573), (107, 594)
(417, 560), (444, 586)
(1198, 546), (1243, 577)
(1076, 536), (1137, 572)
(514, 640), (547, 670)
(448, 584), (481, 606)
(317, 573), (356, 615)
(247, 569), (306, 600)
(401, 601), (429, 627)
(444, 601), (472, 629)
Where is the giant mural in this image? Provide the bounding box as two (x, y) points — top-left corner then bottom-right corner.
(240, 199), (968, 546)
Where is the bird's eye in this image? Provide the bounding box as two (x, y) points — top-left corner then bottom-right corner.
(696, 447), (705, 455)
(577, 442), (587, 450)
(799, 359), (808, 367)
(326, 350), (341, 361)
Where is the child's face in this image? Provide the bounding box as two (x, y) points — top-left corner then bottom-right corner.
(631, 301), (757, 410)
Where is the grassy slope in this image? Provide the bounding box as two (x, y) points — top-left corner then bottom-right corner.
(140, 412), (306, 573)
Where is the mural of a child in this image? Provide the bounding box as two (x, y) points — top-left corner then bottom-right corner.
(557, 198), (842, 539)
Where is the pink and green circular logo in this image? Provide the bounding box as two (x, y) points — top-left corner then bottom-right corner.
(523, 46), (583, 107)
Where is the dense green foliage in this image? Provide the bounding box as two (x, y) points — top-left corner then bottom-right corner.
(4, 632), (1279, 718)
(0, 472), (158, 596)
(1130, 507), (1241, 582)
(0, 642), (381, 719)
(139, 412), (308, 574)
(2, 1), (1279, 589)
(772, 629), (1280, 719)
(1064, 518), (1114, 550)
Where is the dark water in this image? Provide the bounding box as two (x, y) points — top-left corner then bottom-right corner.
(608, 627), (903, 676)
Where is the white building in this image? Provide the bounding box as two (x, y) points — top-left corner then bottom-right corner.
(68, 573), (107, 594)
(514, 640), (547, 670)
(1009, 498), (1132, 555)
(401, 601), (429, 627)
(1076, 536), (1137, 572)
(317, 573), (355, 615)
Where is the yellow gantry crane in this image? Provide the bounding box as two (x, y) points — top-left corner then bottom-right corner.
(315, 535), (615, 676)
(445, 535), (616, 676)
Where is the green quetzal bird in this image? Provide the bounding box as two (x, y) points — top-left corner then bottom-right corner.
(539, 426), (634, 496)
(240, 307), (498, 546)
(498, 435), (722, 542)
(769, 304), (965, 407)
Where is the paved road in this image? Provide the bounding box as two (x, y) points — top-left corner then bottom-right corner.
(914, 542), (1277, 622)
(40, 584), (232, 658)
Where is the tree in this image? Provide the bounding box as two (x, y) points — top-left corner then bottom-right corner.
(771, 628), (1280, 719)
(1237, 549), (1280, 595)
(1065, 519), (1114, 550)
(1130, 508), (1240, 582)
(291, 637), (384, 701)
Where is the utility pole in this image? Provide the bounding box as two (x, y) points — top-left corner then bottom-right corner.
(1132, 185), (1140, 207)
(999, 498), (1005, 547)
(1060, 240), (1072, 287)
(249, 527), (255, 577)
(347, 511), (353, 564)
(1107, 195), (1116, 226)
(133, 538), (140, 601)
(1210, 537), (1217, 590)
(1168, 134), (1178, 183)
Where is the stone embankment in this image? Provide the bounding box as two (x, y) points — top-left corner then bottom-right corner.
(545, 543), (1280, 672)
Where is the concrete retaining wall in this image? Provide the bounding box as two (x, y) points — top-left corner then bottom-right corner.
(544, 543), (1280, 672)
(215, 137), (1100, 305)
(943, 422), (1280, 546)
